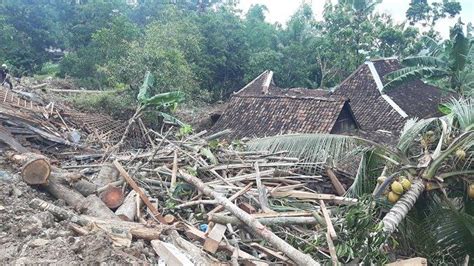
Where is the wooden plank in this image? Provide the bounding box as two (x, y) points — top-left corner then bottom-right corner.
(326, 167), (346, 196)
(387, 257), (427, 266)
(203, 223), (227, 253)
(151, 240), (193, 266)
(326, 231), (338, 265)
(320, 200), (337, 240)
(113, 160), (166, 223)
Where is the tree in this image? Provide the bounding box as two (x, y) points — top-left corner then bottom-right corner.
(248, 98), (474, 264)
(406, 0), (461, 26)
(384, 20), (474, 96)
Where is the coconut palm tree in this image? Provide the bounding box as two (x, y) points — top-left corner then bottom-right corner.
(247, 98), (474, 263)
(383, 20), (473, 96)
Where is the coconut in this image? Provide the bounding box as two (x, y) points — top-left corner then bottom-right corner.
(387, 191), (400, 203)
(400, 178), (412, 191)
(455, 149), (466, 160)
(468, 184), (474, 199)
(391, 181), (404, 195)
(377, 176), (387, 184)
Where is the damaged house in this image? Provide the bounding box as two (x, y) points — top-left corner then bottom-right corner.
(212, 58), (453, 142)
(211, 70), (360, 139)
(333, 58), (453, 134)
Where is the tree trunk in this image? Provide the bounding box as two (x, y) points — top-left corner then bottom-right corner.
(382, 179), (425, 234)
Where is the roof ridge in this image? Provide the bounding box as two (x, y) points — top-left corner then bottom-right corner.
(234, 94), (346, 102)
(234, 70), (271, 95)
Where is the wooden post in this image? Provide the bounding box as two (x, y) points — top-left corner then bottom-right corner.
(255, 162), (272, 213)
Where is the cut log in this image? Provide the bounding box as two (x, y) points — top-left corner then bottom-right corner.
(203, 223), (227, 253)
(151, 240), (193, 266)
(95, 163), (119, 187)
(115, 190), (137, 221)
(164, 214), (176, 224)
(99, 186), (124, 209)
(178, 171), (319, 266)
(22, 157), (51, 185)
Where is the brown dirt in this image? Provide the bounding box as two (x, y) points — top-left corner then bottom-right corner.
(0, 162), (156, 264)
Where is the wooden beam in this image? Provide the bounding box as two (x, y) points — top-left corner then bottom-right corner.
(271, 190), (357, 205)
(326, 167), (346, 196)
(113, 160), (166, 223)
(320, 200), (337, 240)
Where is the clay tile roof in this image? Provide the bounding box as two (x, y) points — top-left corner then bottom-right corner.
(211, 70), (358, 139)
(333, 58), (455, 133)
(211, 95), (350, 139)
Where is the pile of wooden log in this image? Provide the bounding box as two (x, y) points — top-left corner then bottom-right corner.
(4, 121), (360, 265)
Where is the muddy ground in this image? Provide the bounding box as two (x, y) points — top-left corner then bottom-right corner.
(0, 161), (157, 265)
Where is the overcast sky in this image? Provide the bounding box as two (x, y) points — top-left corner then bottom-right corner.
(237, 0), (474, 38)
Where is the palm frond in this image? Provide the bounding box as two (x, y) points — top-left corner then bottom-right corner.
(419, 200), (474, 263)
(402, 56), (447, 68)
(247, 134), (367, 164)
(447, 97), (474, 131)
(346, 150), (383, 198)
(383, 66), (448, 92)
(398, 117), (438, 155)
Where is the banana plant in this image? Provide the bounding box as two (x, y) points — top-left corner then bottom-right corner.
(112, 71), (185, 151)
(383, 19), (473, 96)
(247, 97), (474, 263)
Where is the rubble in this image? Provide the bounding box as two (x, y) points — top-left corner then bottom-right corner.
(0, 83), (358, 265)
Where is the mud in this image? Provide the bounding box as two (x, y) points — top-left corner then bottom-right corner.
(0, 165), (156, 264)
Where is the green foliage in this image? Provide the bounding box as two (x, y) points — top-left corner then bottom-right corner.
(335, 197), (389, 264)
(384, 20), (474, 96)
(406, 0), (461, 26)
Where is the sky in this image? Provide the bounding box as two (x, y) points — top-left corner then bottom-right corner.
(236, 0), (474, 38)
